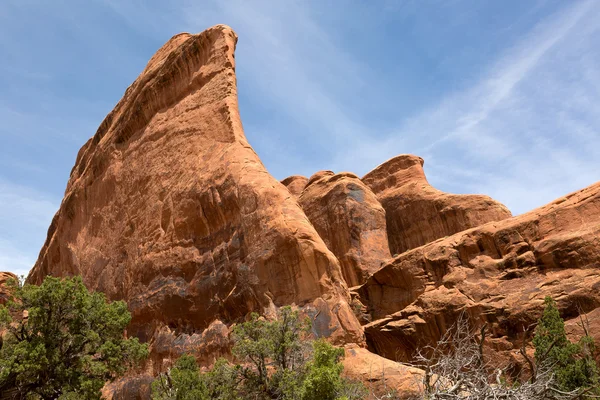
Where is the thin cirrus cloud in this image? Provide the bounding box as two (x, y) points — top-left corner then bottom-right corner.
(0, 1), (599, 278)
(179, 0), (600, 215)
(401, 0), (600, 213)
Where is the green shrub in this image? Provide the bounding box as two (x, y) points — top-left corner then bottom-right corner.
(152, 306), (365, 400)
(533, 296), (599, 393)
(0, 275), (148, 399)
(300, 339), (344, 400)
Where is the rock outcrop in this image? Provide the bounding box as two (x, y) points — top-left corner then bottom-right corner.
(28, 25), (363, 373)
(363, 155), (512, 255)
(298, 171), (391, 287)
(342, 345), (424, 398)
(358, 181), (600, 368)
(0, 272), (17, 305)
(281, 175), (308, 199)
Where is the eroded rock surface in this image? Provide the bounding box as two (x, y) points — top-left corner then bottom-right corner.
(363, 155), (512, 255)
(358, 182), (600, 367)
(0, 272), (17, 305)
(298, 171), (391, 287)
(28, 25), (363, 373)
(281, 175), (308, 199)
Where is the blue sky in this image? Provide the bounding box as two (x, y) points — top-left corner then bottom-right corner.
(1, 0), (599, 276)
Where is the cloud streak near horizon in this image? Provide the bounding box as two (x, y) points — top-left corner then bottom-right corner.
(0, 0), (599, 277)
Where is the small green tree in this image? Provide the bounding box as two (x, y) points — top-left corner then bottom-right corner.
(204, 358), (240, 400)
(152, 306), (363, 400)
(300, 339), (344, 400)
(0, 275), (148, 399)
(533, 296), (599, 392)
(151, 355), (209, 400)
(232, 306), (310, 398)
(151, 356), (240, 400)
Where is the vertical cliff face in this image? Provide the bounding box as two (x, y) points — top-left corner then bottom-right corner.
(28, 25), (363, 357)
(363, 154), (513, 255)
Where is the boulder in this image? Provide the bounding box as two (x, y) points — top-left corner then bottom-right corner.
(298, 171), (391, 287)
(342, 345), (424, 399)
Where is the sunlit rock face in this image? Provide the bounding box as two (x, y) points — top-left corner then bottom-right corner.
(358, 181), (600, 370)
(298, 171), (391, 288)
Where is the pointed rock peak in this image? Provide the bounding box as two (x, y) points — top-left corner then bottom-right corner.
(306, 170), (335, 187)
(362, 154), (427, 194)
(281, 175), (308, 198)
(145, 25), (237, 74)
(70, 24), (243, 190)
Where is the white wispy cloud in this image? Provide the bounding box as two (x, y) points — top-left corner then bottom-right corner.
(175, 0), (600, 215)
(339, 0), (600, 214)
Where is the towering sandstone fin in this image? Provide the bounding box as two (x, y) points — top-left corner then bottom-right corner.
(363, 154), (512, 255)
(28, 25), (363, 361)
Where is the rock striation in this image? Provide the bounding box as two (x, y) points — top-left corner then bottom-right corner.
(363, 155), (512, 255)
(358, 181), (600, 369)
(28, 25), (363, 373)
(298, 171), (391, 287)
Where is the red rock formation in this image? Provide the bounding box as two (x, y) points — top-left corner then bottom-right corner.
(281, 175), (308, 199)
(358, 181), (600, 367)
(362, 155), (512, 255)
(298, 171), (391, 287)
(0, 272), (17, 305)
(342, 345), (424, 398)
(28, 25), (363, 372)
(25, 22), (600, 399)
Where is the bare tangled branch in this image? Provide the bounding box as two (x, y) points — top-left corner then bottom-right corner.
(410, 311), (597, 400)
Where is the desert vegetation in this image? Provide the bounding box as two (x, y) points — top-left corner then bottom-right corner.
(413, 297), (599, 399)
(0, 276), (148, 399)
(0, 275), (598, 400)
(151, 306), (367, 400)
